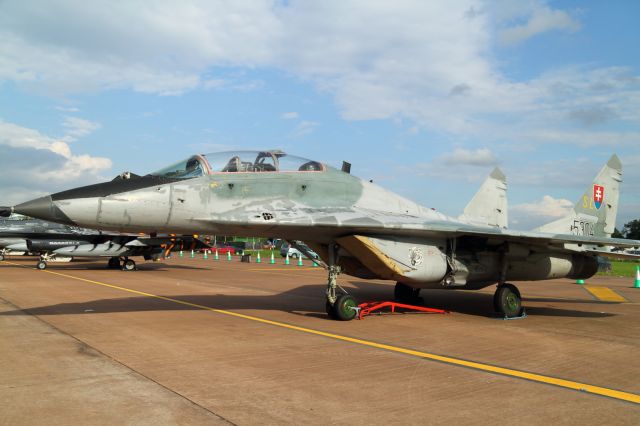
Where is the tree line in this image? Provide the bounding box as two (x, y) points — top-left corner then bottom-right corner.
(612, 219), (640, 240)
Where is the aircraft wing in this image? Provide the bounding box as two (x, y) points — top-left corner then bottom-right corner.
(126, 236), (211, 249)
(194, 206), (640, 252)
(584, 250), (640, 260)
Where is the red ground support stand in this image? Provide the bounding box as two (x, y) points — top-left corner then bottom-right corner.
(356, 301), (448, 320)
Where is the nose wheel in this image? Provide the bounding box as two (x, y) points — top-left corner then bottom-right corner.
(326, 294), (358, 321)
(36, 253), (55, 270)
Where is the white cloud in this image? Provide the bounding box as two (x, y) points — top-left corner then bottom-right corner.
(202, 78), (263, 92)
(0, 116), (101, 158)
(512, 195), (573, 218)
(0, 0), (636, 152)
(510, 195), (574, 229)
(440, 147), (499, 167)
(54, 106), (79, 112)
(0, 119), (112, 198)
(411, 147), (500, 186)
(61, 116), (101, 142)
(0, 120), (57, 150)
(41, 154), (112, 182)
(291, 120), (319, 138)
(0, 0), (281, 95)
(281, 112), (299, 120)
(499, 5), (581, 46)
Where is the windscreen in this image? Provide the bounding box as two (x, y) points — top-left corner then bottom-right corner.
(150, 156), (207, 179)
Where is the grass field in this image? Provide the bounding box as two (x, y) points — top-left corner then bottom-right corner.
(598, 260), (640, 278)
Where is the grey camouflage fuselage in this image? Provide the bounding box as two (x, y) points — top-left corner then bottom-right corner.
(8, 151), (639, 291)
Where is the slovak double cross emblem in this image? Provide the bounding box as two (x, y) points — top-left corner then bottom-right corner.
(593, 184), (604, 210)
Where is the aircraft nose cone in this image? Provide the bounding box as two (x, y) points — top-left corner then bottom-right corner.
(13, 196), (75, 225)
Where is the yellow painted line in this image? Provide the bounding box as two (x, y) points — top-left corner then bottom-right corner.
(5, 261), (639, 405)
(247, 267), (318, 271)
(584, 286), (628, 303)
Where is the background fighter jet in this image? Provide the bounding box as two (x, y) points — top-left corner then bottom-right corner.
(3, 150), (639, 320)
(0, 215), (207, 270)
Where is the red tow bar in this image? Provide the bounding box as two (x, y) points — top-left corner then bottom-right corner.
(356, 301), (448, 320)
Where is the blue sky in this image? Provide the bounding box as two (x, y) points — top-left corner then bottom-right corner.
(1, 0), (638, 230)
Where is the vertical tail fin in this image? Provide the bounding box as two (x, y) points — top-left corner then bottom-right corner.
(535, 154), (622, 237)
(459, 167), (508, 228)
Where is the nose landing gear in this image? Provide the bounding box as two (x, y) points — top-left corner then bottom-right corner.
(324, 264), (358, 321)
(36, 252), (57, 270)
(324, 244), (359, 321)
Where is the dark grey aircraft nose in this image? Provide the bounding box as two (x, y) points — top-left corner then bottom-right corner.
(13, 195), (76, 225)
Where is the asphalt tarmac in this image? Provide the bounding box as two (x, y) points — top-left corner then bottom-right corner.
(1, 255), (639, 425)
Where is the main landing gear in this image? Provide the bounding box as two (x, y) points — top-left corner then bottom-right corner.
(107, 257), (120, 269)
(493, 283), (524, 318)
(107, 256), (136, 271)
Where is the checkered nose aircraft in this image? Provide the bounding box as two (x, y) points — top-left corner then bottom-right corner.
(3, 151), (639, 320)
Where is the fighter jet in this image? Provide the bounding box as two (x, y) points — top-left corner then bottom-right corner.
(3, 150), (638, 319)
(0, 215), (90, 259)
(0, 215), (207, 270)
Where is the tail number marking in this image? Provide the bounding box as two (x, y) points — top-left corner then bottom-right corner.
(571, 220), (595, 236)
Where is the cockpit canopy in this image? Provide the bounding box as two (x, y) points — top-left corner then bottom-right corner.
(150, 150), (326, 179)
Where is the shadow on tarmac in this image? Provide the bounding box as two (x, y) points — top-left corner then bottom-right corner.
(0, 280), (615, 319)
(2, 260), (211, 272)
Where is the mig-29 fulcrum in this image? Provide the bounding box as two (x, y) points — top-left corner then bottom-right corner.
(2, 151), (638, 320)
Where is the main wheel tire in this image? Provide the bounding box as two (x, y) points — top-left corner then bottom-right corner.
(495, 284), (523, 318)
(107, 257), (120, 269)
(394, 282), (420, 303)
(37, 261), (47, 270)
(334, 294), (358, 321)
(325, 300), (338, 319)
(122, 259), (136, 271)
